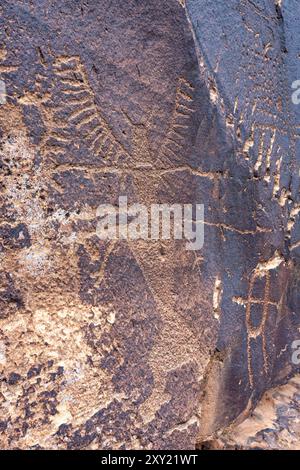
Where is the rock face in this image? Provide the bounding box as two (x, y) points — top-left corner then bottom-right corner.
(0, 0), (299, 450)
(202, 374), (300, 450)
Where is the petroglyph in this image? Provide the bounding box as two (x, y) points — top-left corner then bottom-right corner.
(0, 0), (299, 451)
(50, 56), (130, 166)
(237, 253), (284, 388)
(160, 78), (196, 164)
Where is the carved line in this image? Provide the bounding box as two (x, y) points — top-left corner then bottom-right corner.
(44, 55), (131, 168)
(160, 77), (196, 163)
(245, 271), (274, 388)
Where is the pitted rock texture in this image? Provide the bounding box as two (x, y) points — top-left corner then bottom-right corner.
(0, 0), (299, 450)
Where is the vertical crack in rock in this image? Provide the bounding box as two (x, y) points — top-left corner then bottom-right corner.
(201, 374), (300, 450)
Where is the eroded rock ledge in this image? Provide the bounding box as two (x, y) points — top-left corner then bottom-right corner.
(200, 374), (300, 450)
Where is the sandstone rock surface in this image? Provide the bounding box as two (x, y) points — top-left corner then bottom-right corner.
(202, 374), (300, 450)
(0, 0), (299, 450)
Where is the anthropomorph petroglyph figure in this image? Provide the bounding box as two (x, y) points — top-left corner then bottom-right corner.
(0, 0), (299, 450)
